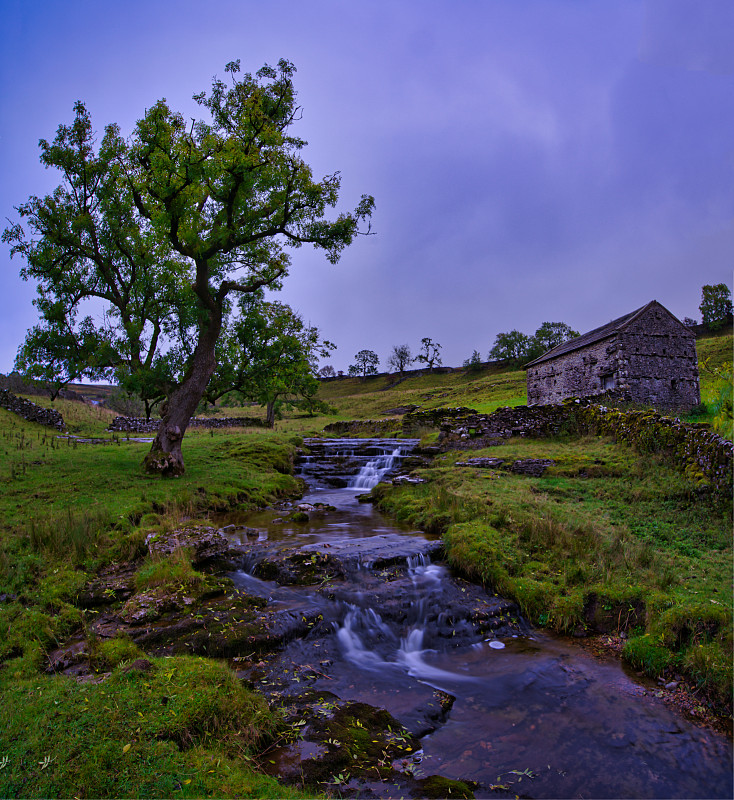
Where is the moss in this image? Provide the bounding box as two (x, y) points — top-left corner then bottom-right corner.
(419, 775), (476, 798)
(299, 701), (418, 787)
(95, 635), (144, 669)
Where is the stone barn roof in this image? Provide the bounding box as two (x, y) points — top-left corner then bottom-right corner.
(524, 300), (692, 368)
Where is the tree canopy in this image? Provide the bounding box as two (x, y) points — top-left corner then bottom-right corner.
(387, 344), (412, 374)
(489, 322), (579, 364)
(414, 337), (442, 372)
(5, 59), (373, 475)
(349, 349), (379, 378)
(488, 330), (531, 362)
(700, 284), (732, 331)
(205, 295), (333, 427)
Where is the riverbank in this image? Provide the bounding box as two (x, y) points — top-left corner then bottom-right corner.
(370, 433), (733, 719)
(0, 417), (311, 798)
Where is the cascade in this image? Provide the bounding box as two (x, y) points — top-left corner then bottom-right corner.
(348, 446), (403, 489)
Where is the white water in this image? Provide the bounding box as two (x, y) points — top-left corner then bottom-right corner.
(334, 554), (473, 686)
(348, 447), (403, 489)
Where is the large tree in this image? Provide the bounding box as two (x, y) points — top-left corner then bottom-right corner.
(5, 60), (373, 475)
(527, 321), (579, 361)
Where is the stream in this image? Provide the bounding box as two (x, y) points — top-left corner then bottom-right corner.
(218, 438), (732, 799)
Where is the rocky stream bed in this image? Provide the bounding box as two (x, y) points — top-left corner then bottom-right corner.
(47, 438), (733, 799)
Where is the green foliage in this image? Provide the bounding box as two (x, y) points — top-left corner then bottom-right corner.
(526, 321), (580, 362)
(699, 283), (732, 330)
(6, 59), (373, 473)
(700, 357), (733, 441)
(349, 349), (380, 378)
(489, 322), (578, 364)
(488, 329), (530, 361)
(462, 350), (483, 372)
(623, 635), (678, 677)
(207, 295), (334, 427)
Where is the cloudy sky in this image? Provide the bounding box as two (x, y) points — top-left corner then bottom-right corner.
(1, 0), (732, 375)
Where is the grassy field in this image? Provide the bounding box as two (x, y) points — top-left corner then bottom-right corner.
(0, 410), (309, 798)
(0, 329), (731, 796)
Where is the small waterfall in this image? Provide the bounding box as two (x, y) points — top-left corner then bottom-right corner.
(348, 447), (403, 489)
(333, 551), (471, 686)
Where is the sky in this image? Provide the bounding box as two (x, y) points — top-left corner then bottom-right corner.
(1, 0), (732, 376)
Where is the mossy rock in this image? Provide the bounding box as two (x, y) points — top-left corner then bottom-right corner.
(418, 775), (476, 798)
(298, 701), (418, 786)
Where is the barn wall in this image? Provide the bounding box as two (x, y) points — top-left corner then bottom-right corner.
(618, 306), (700, 408)
(526, 336), (619, 405)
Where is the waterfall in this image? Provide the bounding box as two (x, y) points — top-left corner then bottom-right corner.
(348, 447), (403, 489)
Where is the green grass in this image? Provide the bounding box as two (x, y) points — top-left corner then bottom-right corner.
(0, 327), (730, 794)
(0, 407), (312, 799)
(0, 655), (304, 799)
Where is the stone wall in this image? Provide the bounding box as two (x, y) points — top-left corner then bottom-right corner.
(575, 403), (732, 494)
(418, 401), (732, 494)
(527, 337), (619, 406)
(322, 419), (400, 436)
(108, 415), (265, 433)
(404, 405), (573, 447)
(0, 389), (65, 430)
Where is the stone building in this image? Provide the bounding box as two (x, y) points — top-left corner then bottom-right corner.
(525, 300), (700, 409)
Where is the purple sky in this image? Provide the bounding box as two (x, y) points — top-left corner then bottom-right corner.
(1, 0), (732, 375)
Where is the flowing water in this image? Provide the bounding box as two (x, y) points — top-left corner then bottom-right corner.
(223, 438), (732, 799)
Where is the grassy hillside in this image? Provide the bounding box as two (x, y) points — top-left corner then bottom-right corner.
(0, 408), (308, 798)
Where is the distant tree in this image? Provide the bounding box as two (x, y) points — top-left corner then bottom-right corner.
(463, 350), (483, 372)
(699, 284), (733, 331)
(682, 317), (698, 327)
(319, 365), (336, 378)
(349, 349), (379, 378)
(488, 330), (531, 361)
(387, 344), (412, 375)
(530, 322), (579, 355)
(414, 337), (442, 372)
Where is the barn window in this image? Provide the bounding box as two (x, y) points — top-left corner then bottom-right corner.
(601, 374), (615, 390)
(671, 379), (677, 390)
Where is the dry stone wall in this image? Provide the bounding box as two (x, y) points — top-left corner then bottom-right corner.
(108, 415), (264, 433)
(404, 402), (732, 494)
(0, 389), (65, 430)
(323, 419), (400, 436)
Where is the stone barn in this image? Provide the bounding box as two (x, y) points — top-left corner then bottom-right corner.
(525, 300), (700, 409)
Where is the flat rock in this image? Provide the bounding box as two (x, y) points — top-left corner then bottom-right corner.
(302, 534), (443, 571)
(146, 524), (246, 566)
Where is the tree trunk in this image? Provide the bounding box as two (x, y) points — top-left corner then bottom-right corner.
(265, 401), (276, 428)
(143, 320), (220, 477)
